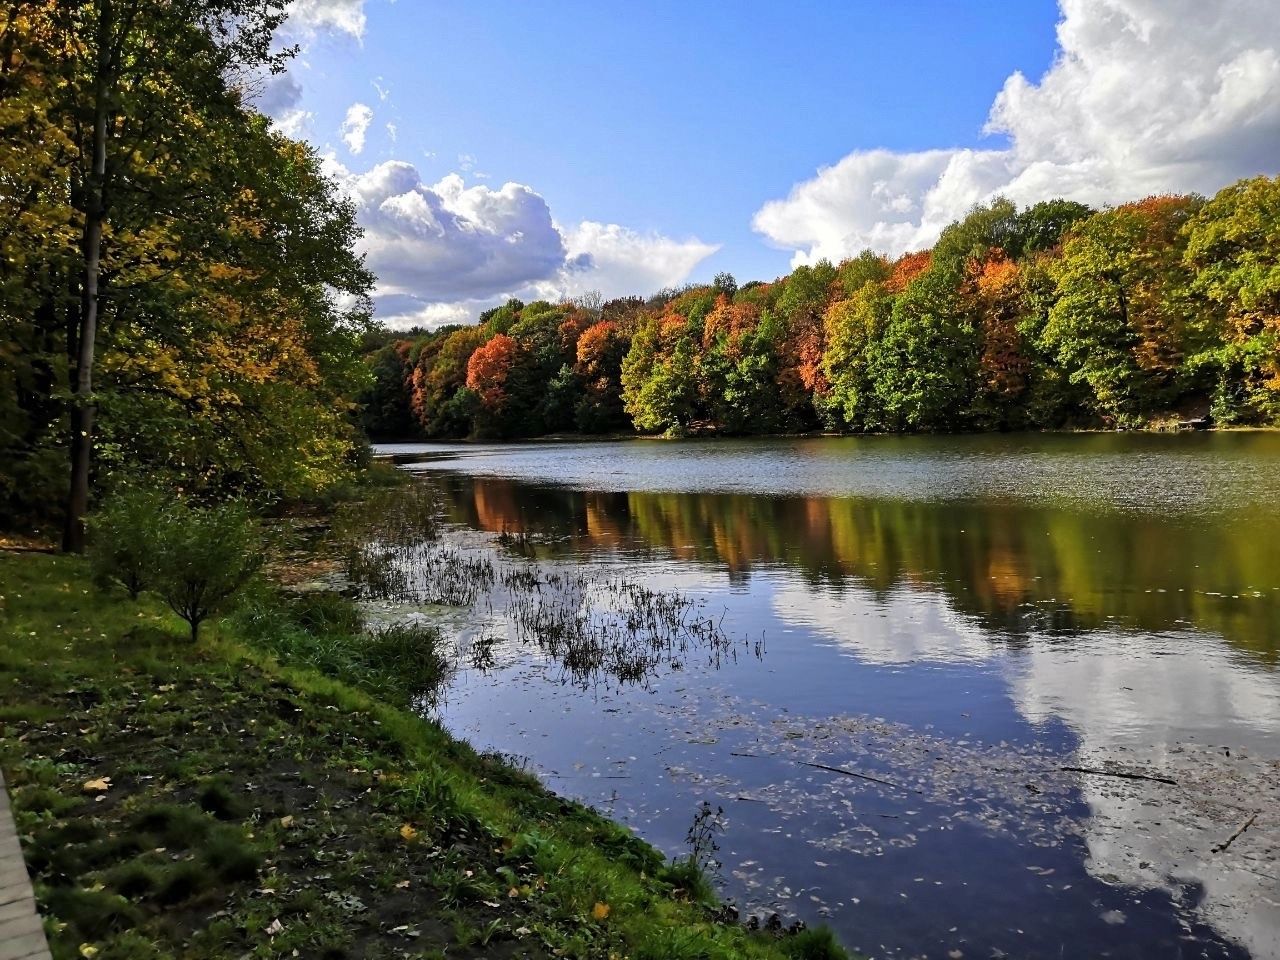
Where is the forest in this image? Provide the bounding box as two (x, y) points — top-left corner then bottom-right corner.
(363, 183), (1280, 442)
(3, 1), (1279, 543)
(0, 1), (372, 540)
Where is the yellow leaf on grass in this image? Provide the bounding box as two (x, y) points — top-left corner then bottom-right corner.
(79, 946), (99, 959)
(592, 902), (611, 921)
(399, 823), (418, 842)
(82, 778), (111, 794)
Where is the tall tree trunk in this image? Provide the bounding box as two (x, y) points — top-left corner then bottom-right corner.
(63, 0), (112, 553)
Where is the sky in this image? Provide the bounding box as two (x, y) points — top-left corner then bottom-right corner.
(263, 0), (1280, 329)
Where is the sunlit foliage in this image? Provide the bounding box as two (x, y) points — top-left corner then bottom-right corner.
(379, 180), (1280, 441)
(0, 2), (373, 535)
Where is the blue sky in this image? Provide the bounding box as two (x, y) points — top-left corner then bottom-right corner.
(271, 0), (1280, 327)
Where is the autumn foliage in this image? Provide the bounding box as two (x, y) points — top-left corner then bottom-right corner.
(1, 2), (372, 535)
(362, 180), (1280, 441)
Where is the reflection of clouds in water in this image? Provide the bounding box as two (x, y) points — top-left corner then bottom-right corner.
(1011, 634), (1280, 959)
(772, 581), (995, 664)
(1012, 631), (1280, 746)
(772, 579), (1280, 957)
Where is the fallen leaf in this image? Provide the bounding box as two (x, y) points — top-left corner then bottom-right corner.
(399, 823), (418, 842)
(395, 880), (411, 889)
(592, 902), (611, 921)
(82, 777), (111, 794)
(265, 918), (284, 936)
(79, 946), (99, 959)
(279, 815), (294, 829)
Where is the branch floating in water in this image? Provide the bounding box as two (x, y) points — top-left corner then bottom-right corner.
(796, 760), (906, 791)
(1212, 811), (1259, 854)
(1059, 765), (1178, 786)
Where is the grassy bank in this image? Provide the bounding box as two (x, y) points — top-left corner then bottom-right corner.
(0, 551), (845, 960)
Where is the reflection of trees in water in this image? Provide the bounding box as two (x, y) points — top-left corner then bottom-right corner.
(430, 473), (1280, 660)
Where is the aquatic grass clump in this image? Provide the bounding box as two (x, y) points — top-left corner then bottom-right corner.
(342, 532), (496, 606)
(233, 588), (453, 707)
(345, 525), (755, 688)
(498, 564), (749, 689)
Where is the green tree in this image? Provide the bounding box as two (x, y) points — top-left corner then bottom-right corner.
(153, 498), (263, 643)
(58, 0), (292, 551)
(621, 322), (698, 434)
(1183, 176), (1280, 423)
(871, 267), (978, 430)
(1043, 196), (1206, 423)
(821, 284), (894, 430)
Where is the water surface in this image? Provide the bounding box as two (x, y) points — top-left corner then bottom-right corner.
(379, 434), (1280, 960)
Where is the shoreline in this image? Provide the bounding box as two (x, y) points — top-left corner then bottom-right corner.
(368, 424), (1280, 448)
(0, 514), (848, 959)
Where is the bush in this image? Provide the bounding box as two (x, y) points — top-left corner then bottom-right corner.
(88, 488), (172, 599)
(290, 590), (364, 634)
(88, 492), (263, 641)
(234, 591), (452, 708)
(152, 499), (263, 642)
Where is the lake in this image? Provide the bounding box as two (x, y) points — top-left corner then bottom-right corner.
(375, 434), (1280, 960)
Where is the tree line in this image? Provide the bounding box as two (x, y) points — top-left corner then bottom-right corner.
(1, 2), (373, 543)
(363, 181), (1280, 441)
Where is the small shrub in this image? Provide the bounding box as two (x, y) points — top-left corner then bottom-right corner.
(657, 857), (716, 905)
(106, 860), (161, 899)
(237, 591), (453, 708)
(152, 499), (263, 642)
(365, 621), (452, 703)
(43, 887), (141, 941)
(88, 488), (171, 599)
(154, 860), (210, 905)
(131, 803), (212, 847)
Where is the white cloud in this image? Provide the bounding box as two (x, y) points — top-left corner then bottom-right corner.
(325, 156), (718, 330)
(376, 300), (477, 331)
(754, 0), (1280, 265)
(340, 102), (374, 154)
(252, 3), (367, 132)
(536, 221), (720, 303)
(350, 164), (567, 301)
(256, 70), (314, 137)
(286, 0), (368, 39)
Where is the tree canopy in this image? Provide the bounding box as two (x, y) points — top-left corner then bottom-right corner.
(0, 2), (373, 537)
(367, 182), (1280, 441)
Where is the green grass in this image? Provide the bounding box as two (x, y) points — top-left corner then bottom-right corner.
(0, 552), (849, 960)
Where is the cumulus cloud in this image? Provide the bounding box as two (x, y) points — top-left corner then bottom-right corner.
(255, 70), (313, 137)
(754, 0), (1280, 265)
(286, 0), (368, 39)
(324, 157), (718, 330)
(340, 102), (374, 154)
(536, 222), (721, 303)
(339, 163), (567, 301)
